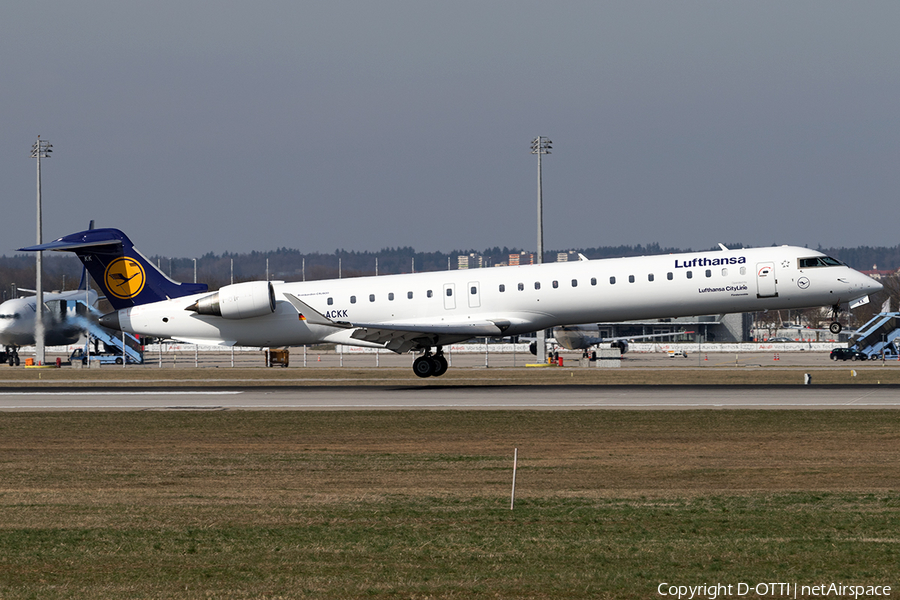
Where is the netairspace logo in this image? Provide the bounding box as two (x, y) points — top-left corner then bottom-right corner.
(657, 582), (892, 599)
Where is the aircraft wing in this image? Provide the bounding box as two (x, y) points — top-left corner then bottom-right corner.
(596, 330), (694, 344)
(283, 292), (510, 351)
(554, 326), (694, 350)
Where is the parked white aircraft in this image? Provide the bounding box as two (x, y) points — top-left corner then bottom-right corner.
(21, 228), (882, 377)
(0, 289), (98, 366)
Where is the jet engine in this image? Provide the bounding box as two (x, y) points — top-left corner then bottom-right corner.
(185, 281), (276, 319)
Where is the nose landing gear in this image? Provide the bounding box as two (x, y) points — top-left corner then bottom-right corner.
(829, 304), (843, 334)
(412, 347), (448, 378)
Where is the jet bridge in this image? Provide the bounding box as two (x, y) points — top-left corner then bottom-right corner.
(849, 312), (900, 358)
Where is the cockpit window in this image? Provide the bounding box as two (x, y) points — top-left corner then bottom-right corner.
(799, 256), (844, 268)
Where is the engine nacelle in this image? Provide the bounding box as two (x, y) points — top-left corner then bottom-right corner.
(185, 281), (276, 320)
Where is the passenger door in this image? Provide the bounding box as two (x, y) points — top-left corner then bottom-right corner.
(467, 281), (481, 308)
(756, 262), (778, 298)
(443, 283), (456, 310)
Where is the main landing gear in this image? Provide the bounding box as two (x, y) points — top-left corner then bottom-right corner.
(3, 346), (20, 367)
(829, 304), (843, 335)
(412, 347), (448, 378)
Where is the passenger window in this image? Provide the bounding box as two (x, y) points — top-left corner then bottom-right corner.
(388, 293), (394, 301)
(327, 297), (333, 305)
(499, 284), (505, 292)
(667, 272), (673, 280)
(721, 268), (728, 276)
(740, 267), (746, 276)
(591, 278), (597, 286)
(687, 271), (693, 279)
(535, 282), (541, 290)
(407, 291), (413, 299)
(648, 274), (654, 282)
(427, 290), (433, 298)
(369, 294), (375, 302)
(350, 296), (356, 304)
(470, 286), (477, 295)
(571, 279), (577, 287)
(552, 280), (559, 289)
(705, 270), (712, 278)
(446, 288), (453, 297)
(610, 276), (616, 284)
(518, 283), (524, 291)
(628, 275), (635, 283)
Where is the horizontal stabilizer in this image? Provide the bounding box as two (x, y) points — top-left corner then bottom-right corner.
(20, 235), (122, 253)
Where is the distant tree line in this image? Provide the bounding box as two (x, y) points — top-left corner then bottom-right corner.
(2, 242), (899, 303)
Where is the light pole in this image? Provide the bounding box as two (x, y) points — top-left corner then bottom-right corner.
(31, 136), (52, 365)
(531, 136), (551, 364)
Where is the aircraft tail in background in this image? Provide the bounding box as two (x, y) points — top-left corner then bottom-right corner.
(19, 228), (209, 311)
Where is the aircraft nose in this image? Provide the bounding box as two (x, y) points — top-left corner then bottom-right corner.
(861, 273), (884, 295)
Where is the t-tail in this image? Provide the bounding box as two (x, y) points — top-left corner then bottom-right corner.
(19, 228), (209, 311)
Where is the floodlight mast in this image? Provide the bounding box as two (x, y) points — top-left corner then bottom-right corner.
(531, 136), (551, 364)
(30, 136), (52, 365)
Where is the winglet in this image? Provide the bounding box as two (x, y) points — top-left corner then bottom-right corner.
(282, 293), (352, 328)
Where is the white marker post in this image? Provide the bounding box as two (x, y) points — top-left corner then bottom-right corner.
(510, 448), (518, 510)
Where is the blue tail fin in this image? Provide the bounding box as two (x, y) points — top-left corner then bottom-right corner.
(19, 228), (209, 311)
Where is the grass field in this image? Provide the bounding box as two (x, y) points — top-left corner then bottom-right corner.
(0, 410), (898, 598)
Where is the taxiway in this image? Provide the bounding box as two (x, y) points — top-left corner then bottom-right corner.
(1, 384), (898, 411)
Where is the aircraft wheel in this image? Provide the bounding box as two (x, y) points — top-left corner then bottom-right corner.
(413, 356), (434, 378)
(830, 322), (842, 334)
(431, 355), (449, 377)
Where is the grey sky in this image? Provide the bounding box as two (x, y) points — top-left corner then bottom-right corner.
(2, 2), (898, 258)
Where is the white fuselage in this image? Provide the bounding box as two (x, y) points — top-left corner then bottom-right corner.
(111, 245), (881, 350)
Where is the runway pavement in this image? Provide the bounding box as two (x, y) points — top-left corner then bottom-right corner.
(1, 384), (899, 411)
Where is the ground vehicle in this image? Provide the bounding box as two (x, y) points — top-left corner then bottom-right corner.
(830, 347), (867, 361)
(70, 347), (128, 365)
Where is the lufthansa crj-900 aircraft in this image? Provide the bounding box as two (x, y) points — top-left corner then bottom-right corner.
(21, 228), (882, 377)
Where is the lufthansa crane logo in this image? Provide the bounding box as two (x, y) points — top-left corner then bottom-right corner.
(104, 257), (146, 300)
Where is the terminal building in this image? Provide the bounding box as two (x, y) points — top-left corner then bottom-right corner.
(595, 313), (751, 344)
